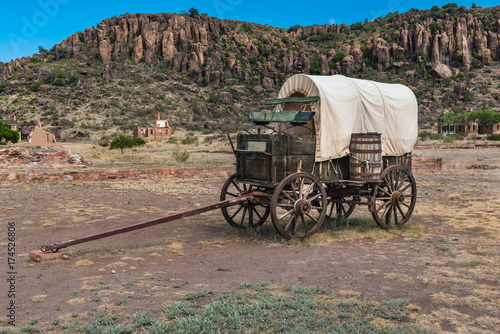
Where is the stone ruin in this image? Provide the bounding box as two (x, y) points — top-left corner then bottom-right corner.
(0, 148), (89, 168)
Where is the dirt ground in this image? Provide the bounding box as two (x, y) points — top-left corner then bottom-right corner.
(0, 147), (499, 333)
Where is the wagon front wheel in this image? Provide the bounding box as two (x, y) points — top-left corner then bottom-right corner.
(371, 166), (417, 229)
(220, 173), (270, 228)
(270, 173), (327, 240)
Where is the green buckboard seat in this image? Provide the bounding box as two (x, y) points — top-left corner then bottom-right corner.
(249, 110), (315, 124)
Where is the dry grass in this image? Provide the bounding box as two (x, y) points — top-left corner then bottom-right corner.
(74, 259), (94, 268)
(30, 295), (48, 303)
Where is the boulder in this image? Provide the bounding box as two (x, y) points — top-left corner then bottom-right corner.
(133, 36), (143, 62)
(98, 40), (112, 63)
(430, 63), (452, 79)
(262, 76), (274, 87)
(342, 55), (354, 74)
(218, 91), (233, 104)
(204, 120), (218, 130)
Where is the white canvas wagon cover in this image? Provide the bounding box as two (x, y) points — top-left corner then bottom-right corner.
(275, 74), (418, 162)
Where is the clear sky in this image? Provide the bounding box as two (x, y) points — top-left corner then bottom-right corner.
(0, 0), (497, 63)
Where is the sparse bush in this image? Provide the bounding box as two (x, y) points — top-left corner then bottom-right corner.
(172, 147), (190, 163)
(418, 131), (442, 141)
(486, 134), (500, 141)
(181, 136), (198, 145)
(109, 134), (145, 154)
(208, 93), (219, 103)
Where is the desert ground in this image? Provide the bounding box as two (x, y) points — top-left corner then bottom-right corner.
(0, 140), (499, 333)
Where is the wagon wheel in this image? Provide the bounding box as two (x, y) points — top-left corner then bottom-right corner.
(270, 172), (327, 240)
(371, 165), (417, 229)
(220, 173), (270, 228)
(326, 196), (357, 219)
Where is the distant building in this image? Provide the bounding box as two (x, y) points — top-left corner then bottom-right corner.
(437, 114), (500, 136)
(28, 120), (57, 145)
(133, 113), (172, 141)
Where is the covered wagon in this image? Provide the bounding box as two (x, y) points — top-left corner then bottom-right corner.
(221, 74), (418, 239)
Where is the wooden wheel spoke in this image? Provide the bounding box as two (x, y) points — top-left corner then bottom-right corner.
(400, 202), (411, 209)
(308, 193), (322, 202)
(396, 203), (406, 218)
(278, 209), (294, 221)
(299, 177), (305, 199)
(305, 213), (319, 225)
(399, 182), (412, 193)
(230, 205), (244, 219)
(254, 208), (264, 220)
(226, 191), (239, 198)
(379, 187), (392, 197)
(282, 190), (295, 203)
(303, 182), (314, 198)
(339, 204), (346, 216)
(300, 215), (309, 232)
(376, 200), (391, 213)
(284, 215), (295, 232)
(231, 181), (242, 193)
(381, 204), (392, 221)
(291, 182), (298, 200)
(239, 207), (248, 226)
(393, 205), (398, 224)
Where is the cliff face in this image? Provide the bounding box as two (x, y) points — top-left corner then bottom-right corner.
(0, 5), (499, 139)
(2, 7), (499, 82)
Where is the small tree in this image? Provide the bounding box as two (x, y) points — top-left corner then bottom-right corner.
(109, 134), (145, 154)
(0, 121), (19, 144)
(188, 7), (199, 16)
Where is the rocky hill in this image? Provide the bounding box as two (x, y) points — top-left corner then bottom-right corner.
(0, 4), (499, 141)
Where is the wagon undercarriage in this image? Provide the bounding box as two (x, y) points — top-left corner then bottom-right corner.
(220, 163), (417, 240)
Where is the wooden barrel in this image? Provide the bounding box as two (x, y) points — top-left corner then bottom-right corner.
(349, 133), (382, 182)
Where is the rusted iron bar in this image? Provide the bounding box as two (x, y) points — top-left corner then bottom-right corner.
(41, 193), (256, 252)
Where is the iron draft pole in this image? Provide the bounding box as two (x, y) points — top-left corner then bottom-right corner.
(41, 193), (256, 252)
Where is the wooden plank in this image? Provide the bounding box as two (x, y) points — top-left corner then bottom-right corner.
(249, 110), (315, 124)
(265, 96), (320, 105)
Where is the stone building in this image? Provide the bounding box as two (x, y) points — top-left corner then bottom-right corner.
(28, 120), (57, 145)
(133, 113), (172, 141)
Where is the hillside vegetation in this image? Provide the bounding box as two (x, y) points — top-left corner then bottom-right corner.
(0, 3), (499, 141)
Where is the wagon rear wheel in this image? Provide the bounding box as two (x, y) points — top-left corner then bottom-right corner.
(220, 173), (270, 228)
(371, 166), (417, 229)
(270, 173), (327, 240)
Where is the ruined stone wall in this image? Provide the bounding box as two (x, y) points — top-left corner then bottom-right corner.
(0, 148), (87, 168)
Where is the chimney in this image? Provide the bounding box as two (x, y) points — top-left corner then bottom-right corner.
(157, 112), (161, 121)
(13, 115), (16, 121)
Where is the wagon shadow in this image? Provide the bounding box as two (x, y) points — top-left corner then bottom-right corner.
(224, 215), (420, 243)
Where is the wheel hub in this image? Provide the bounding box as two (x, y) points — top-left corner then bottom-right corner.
(391, 191), (405, 205)
(294, 199), (311, 215)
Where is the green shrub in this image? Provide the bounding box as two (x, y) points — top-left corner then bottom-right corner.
(31, 81), (43, 92)
(53, 78), (65, 86)
(418, 131), (442, 140)
(486, 134), (500, 141)
(333, 50), (347, 62)
(181, 136), (198, 145)
(166, 137), (179, 144)
(208, 93), (219, 103)
(172, 147), (190, 163)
